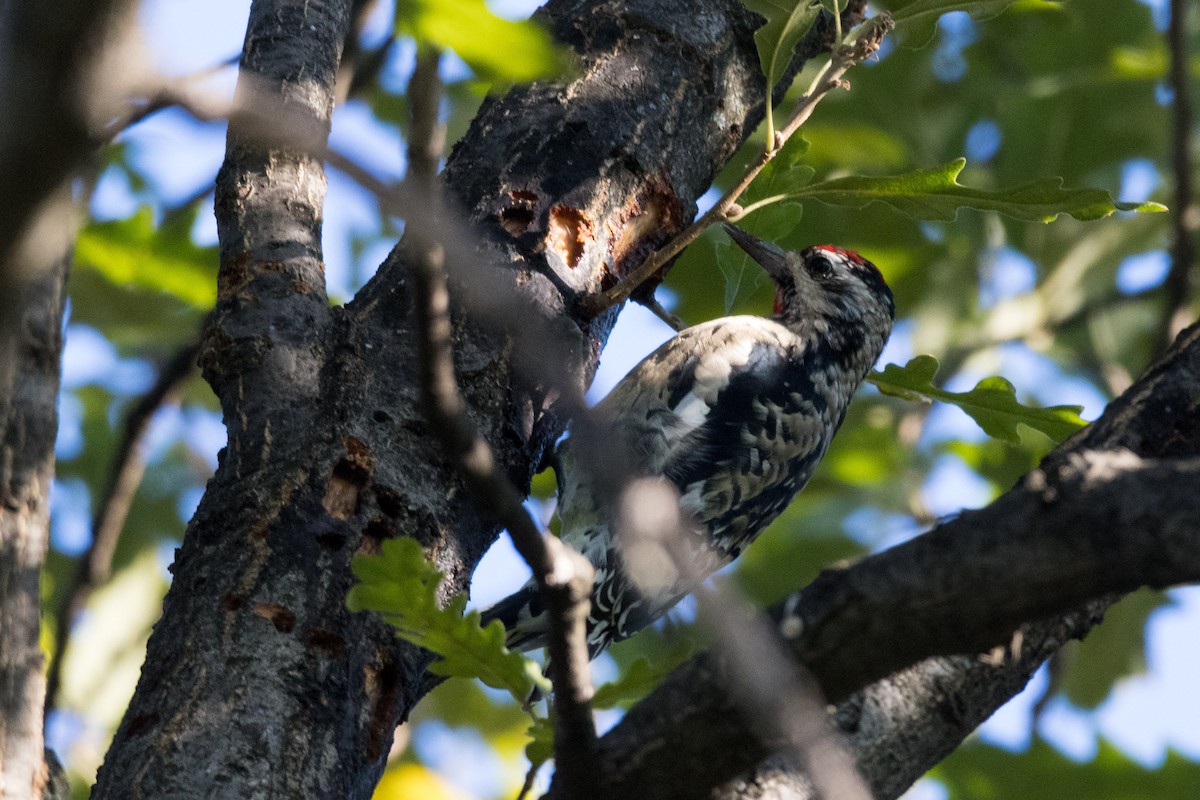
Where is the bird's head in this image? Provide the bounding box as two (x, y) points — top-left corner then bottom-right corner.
(723, 224), (895, 372)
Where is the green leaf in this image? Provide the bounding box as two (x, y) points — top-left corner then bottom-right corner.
(739, 134), (815, 243)
(936, 738), (1200, 800)
(1060, 588), (1169, 709)
(74, 206), (217, 309)
(790, 159), (1167, 222)
(887, 0), (1018, 27)
(742, 0), (823, 138)
(524, 715), (555, 773)
(395, 0), (569, 84)
(869, 355), (1088, 443)
(591, 638), (695, 710)
(347, 538), (549, 703)
(880, 0), (1024, 47)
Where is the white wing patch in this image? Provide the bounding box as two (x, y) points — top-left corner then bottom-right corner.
(672, 391), (710, 429)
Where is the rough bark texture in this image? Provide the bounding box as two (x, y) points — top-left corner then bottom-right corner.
(0, 256), (68, 800)
(712, 609), (1101, 800)
(553, 323), (1200, 799)
(93, 0), (849, 796)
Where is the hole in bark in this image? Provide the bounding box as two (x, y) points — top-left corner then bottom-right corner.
(253, 602), (297, 634)
(365, 660), (402, 761)
(365, 516), (396, 541)
(548, 205), (592, 269)
(127, 712), (161, 738)
(323, 475), (359, 521)
(500, 206), (535, 236)
(306, 628), (348, 659)
(333, 436), (373, 484)
(609, 173), (682, 285)
(316, 531), (347, 551)
(375, 487), (404, 518)
(372, 409), (392, 424)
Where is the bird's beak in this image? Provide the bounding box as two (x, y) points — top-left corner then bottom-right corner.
(722, 224), (789, 282)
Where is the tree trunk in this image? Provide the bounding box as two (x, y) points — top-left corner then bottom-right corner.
(1, 253), (68, 800)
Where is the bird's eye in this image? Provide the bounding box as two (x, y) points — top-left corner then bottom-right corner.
(807, 253), (834, 279)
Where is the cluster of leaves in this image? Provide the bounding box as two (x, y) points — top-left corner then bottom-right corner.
(348, 537), (550, 705)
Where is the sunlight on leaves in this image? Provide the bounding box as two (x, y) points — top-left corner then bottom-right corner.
(886, 0), (1017, 27)
(741, 0), (823, 141)
(869, 355), (1088, 443)
(372, 763), (471, 800)
(395, 0), (569, 84)
(879, 0), (1028, 47)
(74, 206), (217, 309)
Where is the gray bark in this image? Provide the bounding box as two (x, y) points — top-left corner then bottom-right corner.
(1, 253), (68, 800)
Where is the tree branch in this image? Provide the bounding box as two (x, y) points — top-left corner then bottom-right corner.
(1, 248), (69, 800)
(94, 2), (866, 795)
(712, 609), (1098, 800)
(558, 322), (1200, 799)
(202, 0), (349, 463)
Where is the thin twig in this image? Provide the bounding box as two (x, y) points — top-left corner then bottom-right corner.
(401, 47), (599, 793)
(579, 13), (893, 320)
(44, 338), (200, 715)
(99, 54), (239, 142)
(1162, 0), (1196, 346)
(639, 294), (686, 332)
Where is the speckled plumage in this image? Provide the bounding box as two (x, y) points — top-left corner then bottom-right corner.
(483, 228), (895, 658)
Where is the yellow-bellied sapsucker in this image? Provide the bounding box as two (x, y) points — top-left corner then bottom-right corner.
(483, 225), (894, 659)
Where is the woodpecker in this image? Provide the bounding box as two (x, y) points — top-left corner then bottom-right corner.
(483, 225), (894, 659)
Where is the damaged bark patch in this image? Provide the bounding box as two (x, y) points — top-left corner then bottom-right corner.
(221, 593), (246, 612)
(548, 205), (593, 270)
(252, 601), (297, 633)
(499, 189), (540, 236)
(217, 253), (254, 301)
(323, 437), (374, 520)
(364, 659), (401, 761)
(364, 516), (396, 542)
(608, 173), (683, 285)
